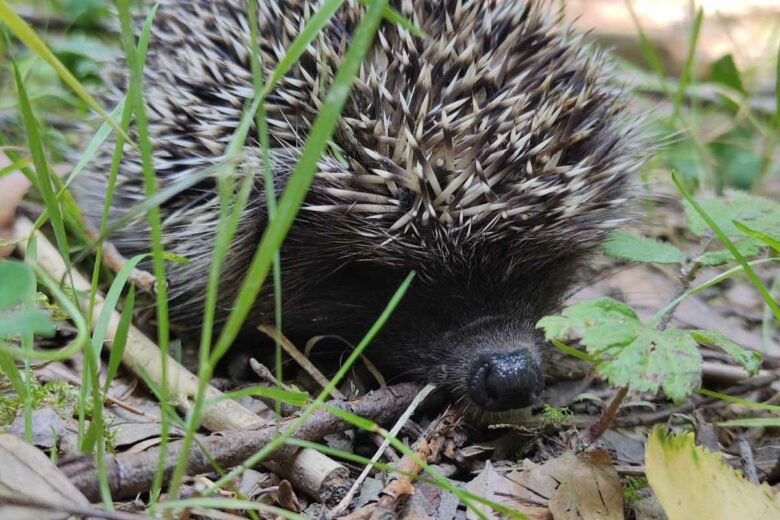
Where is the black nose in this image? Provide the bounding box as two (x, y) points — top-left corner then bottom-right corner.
(468, 350), (543, 411)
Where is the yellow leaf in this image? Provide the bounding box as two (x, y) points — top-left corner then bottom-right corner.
(645, 427), (780, 520)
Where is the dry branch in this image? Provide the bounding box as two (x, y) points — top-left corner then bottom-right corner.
(60, 383), (422, 501)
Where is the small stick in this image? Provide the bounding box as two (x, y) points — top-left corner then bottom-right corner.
(330, 384), (436, 517)
(736, 435), (759, 484)
(259, 324), (345, 400)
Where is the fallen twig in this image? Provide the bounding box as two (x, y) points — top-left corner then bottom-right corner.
(60, 382), (422, 501)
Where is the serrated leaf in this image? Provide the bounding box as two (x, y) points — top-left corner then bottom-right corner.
(603, 231), (685, 264)
(646, 428), (780, 519)
(690, 330), (761, 376)
(684, 191), (780, 238)
(537, 298), (640, 355)
(599, 329), (701, 403)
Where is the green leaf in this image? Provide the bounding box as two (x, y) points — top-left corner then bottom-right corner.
(0, 308), (55, 338)
(708, 54), (746, 95)
(537, 297), (640, 356)
(14, 63), (72, 269)
(674, 7), (703, 115)
(91, 254), (147, 365)
(600, 329), (701, 403)
(540, 297), (710, 402)
(684, 191), (780, 238)
(690, 330), (761, 376)
(0, 347), (27, 397)
(0, 260), (36, 310)
(603, 231), (685, 264)
(708, 129), (762, 191)
(708, 53), (745, 113)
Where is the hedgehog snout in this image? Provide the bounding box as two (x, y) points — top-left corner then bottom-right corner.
(467, 350), (543, 411)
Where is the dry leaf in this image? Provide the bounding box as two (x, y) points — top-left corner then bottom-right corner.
(0, 433), (90, 520)
(645, 427), (780, 520)
(506, 451), (623, 520)
(464, 460), (549, 520)
(546, 451), (624, 520)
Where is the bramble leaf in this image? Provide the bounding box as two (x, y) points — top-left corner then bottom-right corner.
(684, 191), (780, 238)
(603, 231), (685, 264)
(537, 298), (640, 355)
(538, 298), (723, 402)
(599, 329), (701, 403)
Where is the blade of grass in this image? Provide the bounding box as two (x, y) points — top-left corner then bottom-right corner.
(733, 220), (780, 251)
(0, 157), (31, 178)
(674, 6), (703, 116)
(157, 498), (307, 519)
(776, 39), (780, 132)
(624, 0), (667, 88)
(204, 386), (308, 408)
(287, 438), (524, 519)
(0, 0), (131, 143)
(247, 0), (285, 416)
(13, 62), (71, 272)
(115, 0), (172, 506)
(718, 418), (780, 428)
(103, 285), (134, 394)
(698, 388), (780, 413)
(362, 0), (426, 38)
(672, 172), (780, 323)
(649, 258), (779, 326)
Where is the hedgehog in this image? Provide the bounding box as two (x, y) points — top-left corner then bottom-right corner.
(73, 0), (646, 412)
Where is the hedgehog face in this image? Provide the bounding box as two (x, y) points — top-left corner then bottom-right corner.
(273, 258), (574, 412)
